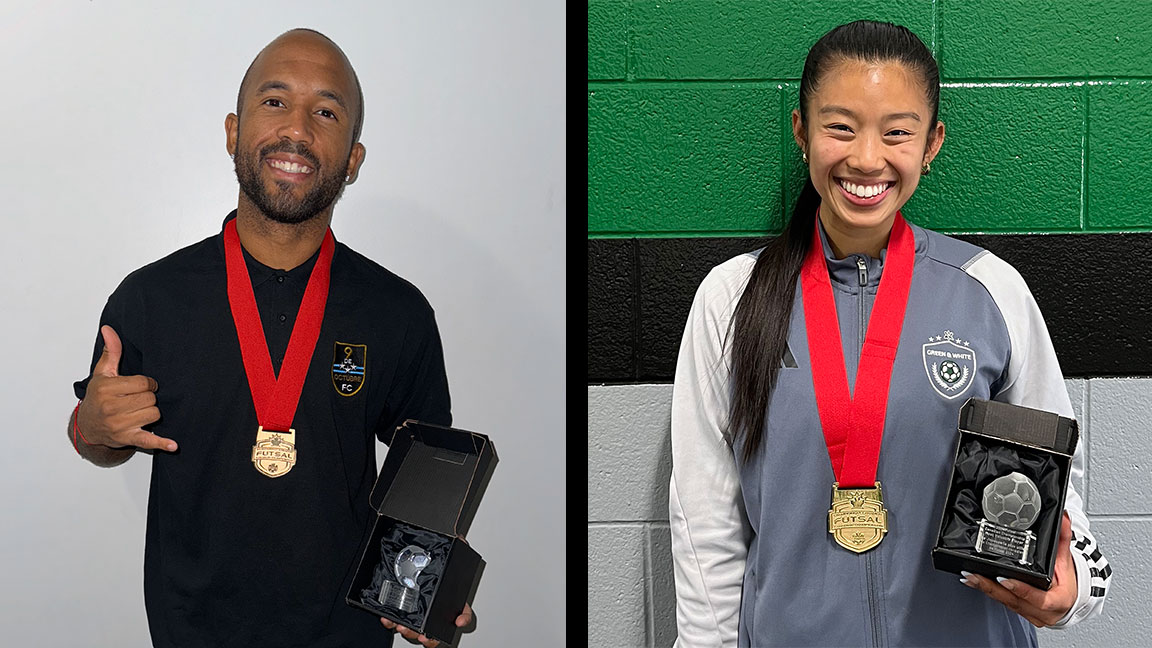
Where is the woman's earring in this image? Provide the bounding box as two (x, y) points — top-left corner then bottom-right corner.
(802, 151), (809, 165)
(921, 162), (931, 175)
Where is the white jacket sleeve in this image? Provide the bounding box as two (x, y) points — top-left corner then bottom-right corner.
(967, 252), (1111, 627)
(670, 261), (754, 648)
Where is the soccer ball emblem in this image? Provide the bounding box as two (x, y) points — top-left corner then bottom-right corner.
(939, 361), (962, 383)
(395, 545), (431, 589)
(982, 472), (1041, 530)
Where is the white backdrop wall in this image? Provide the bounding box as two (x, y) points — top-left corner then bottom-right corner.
(0, 2), (565, 646)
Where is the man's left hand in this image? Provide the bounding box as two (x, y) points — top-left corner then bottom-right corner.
(960, 512), (1078, 627)
(381, 603), (473, 647)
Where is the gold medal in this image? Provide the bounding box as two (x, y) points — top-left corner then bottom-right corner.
(828, 482), (888, 553)
(251, 426), (297, 478)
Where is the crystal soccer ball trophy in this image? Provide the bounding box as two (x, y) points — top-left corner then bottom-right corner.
(975, 472), (1041, 565)
(377, 545), (432, 613)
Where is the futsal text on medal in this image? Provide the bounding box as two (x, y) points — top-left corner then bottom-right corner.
(251, 426), (298, 478)
(828, 482), (889, 553)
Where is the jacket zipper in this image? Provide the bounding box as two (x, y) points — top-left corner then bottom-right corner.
(857, 255), (884, 648)
(857, 257), (867, 368)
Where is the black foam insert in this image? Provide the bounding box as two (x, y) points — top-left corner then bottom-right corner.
(357, 519), (454, 627)
(937, 436), (1067, 577)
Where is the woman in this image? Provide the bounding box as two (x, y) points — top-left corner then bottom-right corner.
(669, 20), (1110, 647)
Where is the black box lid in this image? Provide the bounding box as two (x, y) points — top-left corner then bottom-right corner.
(369, 420), (498, 537)
(958, 398), (1078, 456)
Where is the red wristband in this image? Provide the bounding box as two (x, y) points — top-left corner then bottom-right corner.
(72, 400), (93, 452)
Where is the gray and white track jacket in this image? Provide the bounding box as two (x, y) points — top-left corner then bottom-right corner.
(670, 222), (1110, 647)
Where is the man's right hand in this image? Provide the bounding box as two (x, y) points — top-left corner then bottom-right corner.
(76, 325), (174, 452)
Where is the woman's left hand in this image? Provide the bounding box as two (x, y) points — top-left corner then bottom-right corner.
(381, 603), (474, 647)
(960, 512), (1078, 627)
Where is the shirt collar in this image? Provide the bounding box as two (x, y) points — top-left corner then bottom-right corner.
(217, 210), (323, 287)
(815, 217), (889, 288)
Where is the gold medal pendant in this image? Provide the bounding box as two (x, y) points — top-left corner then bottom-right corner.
(251, 426), (297, 478)
(828, 482), (888, 553)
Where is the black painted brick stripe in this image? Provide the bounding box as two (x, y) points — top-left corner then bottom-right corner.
(587, 233), (1152, 382)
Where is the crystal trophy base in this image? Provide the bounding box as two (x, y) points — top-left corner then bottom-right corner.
(975, 519), (1036, 565)
(378, 580), (420, 612)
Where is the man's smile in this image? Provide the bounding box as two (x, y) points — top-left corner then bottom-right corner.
(264, 155), (316, 181)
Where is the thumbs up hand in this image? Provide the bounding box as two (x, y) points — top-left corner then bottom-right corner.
(77, 325), (174, 452)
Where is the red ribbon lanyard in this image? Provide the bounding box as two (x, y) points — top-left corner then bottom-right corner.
(800, 213), (915, 488)
(223, 219), (334, 431)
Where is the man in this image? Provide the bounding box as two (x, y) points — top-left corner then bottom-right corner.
(69, 28), (472, 647)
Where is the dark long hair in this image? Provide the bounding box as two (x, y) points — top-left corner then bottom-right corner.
(728, 21), (940, 463)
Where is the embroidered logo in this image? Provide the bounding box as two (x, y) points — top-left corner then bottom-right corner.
(922, 330), (976, 399)
(332, 342), (367, 397)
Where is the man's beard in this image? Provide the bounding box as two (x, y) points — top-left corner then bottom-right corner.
(234, 139), (348, 225)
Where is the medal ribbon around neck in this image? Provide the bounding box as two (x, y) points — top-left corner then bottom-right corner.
(801, 212), (915, 488)
(224, 218), (334, 432)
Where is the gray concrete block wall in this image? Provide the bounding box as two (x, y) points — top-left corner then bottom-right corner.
(589, 384), (677, 648)
(588, 380), (1145, 647)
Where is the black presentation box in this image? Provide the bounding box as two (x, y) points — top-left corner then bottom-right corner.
(347, 420), (497, 646)
(932, 398), (1077, 590)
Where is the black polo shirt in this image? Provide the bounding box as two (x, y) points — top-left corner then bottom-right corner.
(75, 212), (451, 648)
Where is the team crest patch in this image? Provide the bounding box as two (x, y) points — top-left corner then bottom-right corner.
(332, 342), (367, 396)
(923, 330), (976, 399)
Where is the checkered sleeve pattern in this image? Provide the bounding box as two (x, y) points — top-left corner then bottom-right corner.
(1072, 531), (1112, 601)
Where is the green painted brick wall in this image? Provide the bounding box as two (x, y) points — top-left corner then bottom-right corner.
(940, 1), (1152, 79)
(630, 0), (934, 80)
(588, 0), (629, 80)
(1088, 82), (1152, 230)
(589, 85), (781, 234)
(588, 1), (1152, 237)
(906, 85), (1084, 232)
